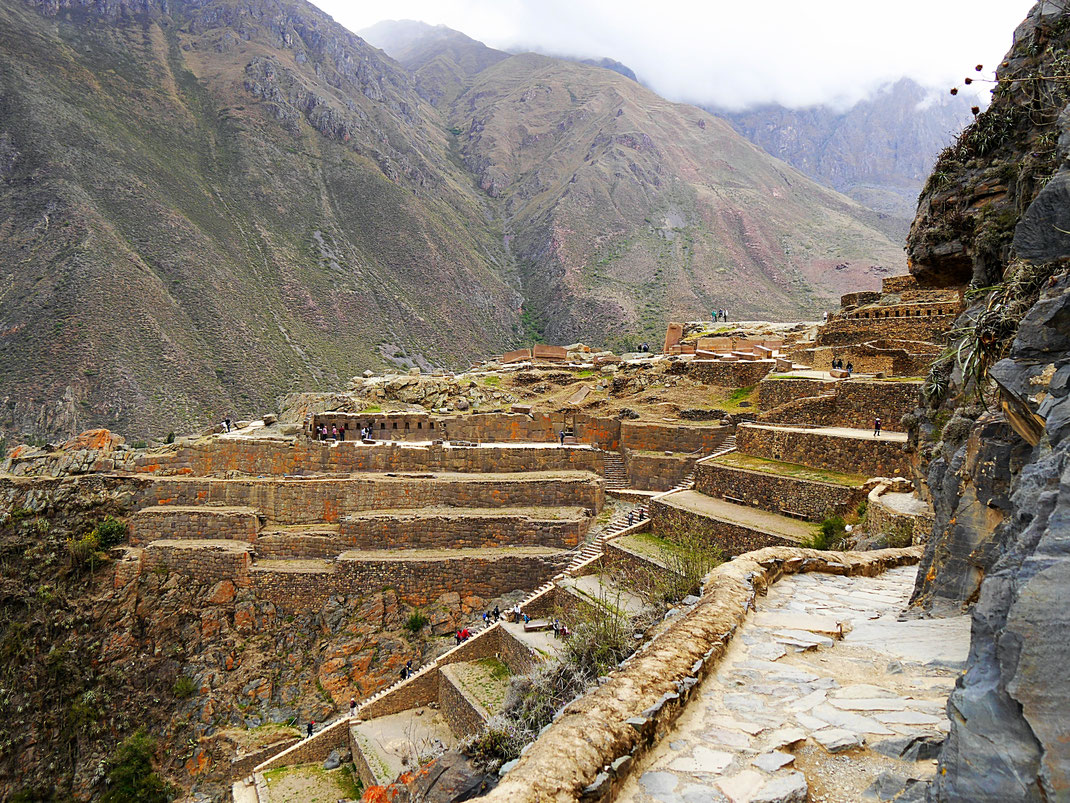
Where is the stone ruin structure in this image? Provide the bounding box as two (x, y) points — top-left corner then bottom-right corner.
(0, 272), (970, 802)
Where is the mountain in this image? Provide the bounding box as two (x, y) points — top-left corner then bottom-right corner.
(715, 79), (975, 234)
(0, 3), (903, 440)
(0, 0), (518, 440)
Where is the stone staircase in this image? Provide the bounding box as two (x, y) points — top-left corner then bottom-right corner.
(602, 452), (628, 490)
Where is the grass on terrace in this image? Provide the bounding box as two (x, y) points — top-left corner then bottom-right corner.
(712, 452), (867, 487)
(709, 384), (758, 412)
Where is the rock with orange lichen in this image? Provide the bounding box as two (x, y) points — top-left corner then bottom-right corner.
(360, 752), (496, 802)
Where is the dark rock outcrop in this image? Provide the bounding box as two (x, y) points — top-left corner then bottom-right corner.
(905, 3), (1070, 799)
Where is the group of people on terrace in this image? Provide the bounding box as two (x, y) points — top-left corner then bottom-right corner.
(831, 357), (854, 376)
(710, 308), (729, 322)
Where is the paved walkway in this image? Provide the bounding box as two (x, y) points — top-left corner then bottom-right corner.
(618, 566), (969, 803)
(744, 423), (908, 443)
(659, 491), (815, 542)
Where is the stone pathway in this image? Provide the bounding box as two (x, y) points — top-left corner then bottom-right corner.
(618, 566), (969, 803)
(745, 423), (908, 443)
(658, 490), (815, 542)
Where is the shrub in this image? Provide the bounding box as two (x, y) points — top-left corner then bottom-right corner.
(100, 731), (177, 803)
(66, 532), (104, 572)
(461, 716), (528, 771)
(165, 432), (175, 444)
(403, 611), (429, 634)
(92, 516), (128, 549)
(801, 515), (847, 550)
(173, 676), (197, 699)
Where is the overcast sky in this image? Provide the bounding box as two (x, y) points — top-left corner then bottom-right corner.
(314, 0), (1036, 109)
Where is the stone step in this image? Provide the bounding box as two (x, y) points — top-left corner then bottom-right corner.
(736, 423), (908, 478)
(250, 558), (336, 574)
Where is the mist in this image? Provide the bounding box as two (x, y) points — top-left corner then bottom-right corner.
(317, 0), (1035, 110)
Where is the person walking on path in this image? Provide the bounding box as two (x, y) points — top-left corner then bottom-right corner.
(493, 605), (500, 622)
(846, 361), (854, 376)
(558, 430), (565, 446)
(306, 721), (314, 739)
(350, 698), (356, 717)
(874, 417), (882, 437)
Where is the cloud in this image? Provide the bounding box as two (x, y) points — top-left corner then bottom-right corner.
(318, 0), (1036, 109)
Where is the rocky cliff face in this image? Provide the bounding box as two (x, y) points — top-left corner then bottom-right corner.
(905, 3), (1070, 798)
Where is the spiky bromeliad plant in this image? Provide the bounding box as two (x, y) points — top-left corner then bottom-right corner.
(929, 259), (1064, 405)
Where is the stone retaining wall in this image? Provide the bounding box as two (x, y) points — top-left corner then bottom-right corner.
(802, 343), (937, 376)
(620, 421), (730, 454)
(482, 546), (923, 802)
(142, 541), (253, 587)
(622, 451), (694, 492)
(138, 473), (604, 523)
(439, 665), (490, 738)
(737, 424), (908, 478)
(129, 506), (260, 546)
(134, 439), (604, 477)
(255, 717), (352, 773)
(248, 552), (571, 612)
(695, 459), (866, 521)
(815, 314), (955, 347)
(339, 511), (587, 550)
(758, 379), (921, 431)
(358, 624), (512, 719)
(682, 359), (774, 388)
(229, 738), (300, 780)
(650, 496), (800, 557)
(867, 486), (935, 547)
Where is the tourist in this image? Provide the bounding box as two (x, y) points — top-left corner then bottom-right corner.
(339, 424), (346, 442)
(493, 605), (500, 621)
(462, 627), (471, 640)
(874, 417), (882, 437)
(627, 511), (634, 526)
(552, 619), (559, 639)
(455, 629), (462, 645)
(724, 309), (729, 322)
(822, 311), (829, 323)
(846, 361), (854, 376)
(331, 425), (339, 440)
(559, 430), (565, 445)
(638, 507), (646, 521)
(350, 698), (356, 716)
(307, 721), (314, 739)
(523, 613), (530, 624)
(482, 611), (489, 624)
(513, 603), (522, 622)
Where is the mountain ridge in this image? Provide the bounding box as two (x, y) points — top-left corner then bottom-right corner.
(1, 0), (903, 439)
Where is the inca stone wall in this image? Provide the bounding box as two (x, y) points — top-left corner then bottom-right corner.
(680, 359), (774, 387)
(439, 665), (489, 738)
(737, 424), (908, 478)
(137, 473), (604, 523)
(620, 421), (730, 454)
(695, 460), (866, 521)
(339, 510), (586, 550)
(622, 451), (694, 491)
(758, 378), (921, 431)
(650, 497), (799, 557)
(129, 506), (260, 545)
(815, 314), (956, 347)
(134, 439), (605, 477)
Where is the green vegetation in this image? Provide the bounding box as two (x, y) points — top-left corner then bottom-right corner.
(714, 452), (867, 487)
(91, 516), (128, 549)
(172, 676), (197, 699)
(800, 515), (848, 550)
(404, 610), (429, 634)
(709, 385), (758, 412)
(477, 656), (511, 681)
(100, 731), (177, 803)
(482, 375), (501, 387)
